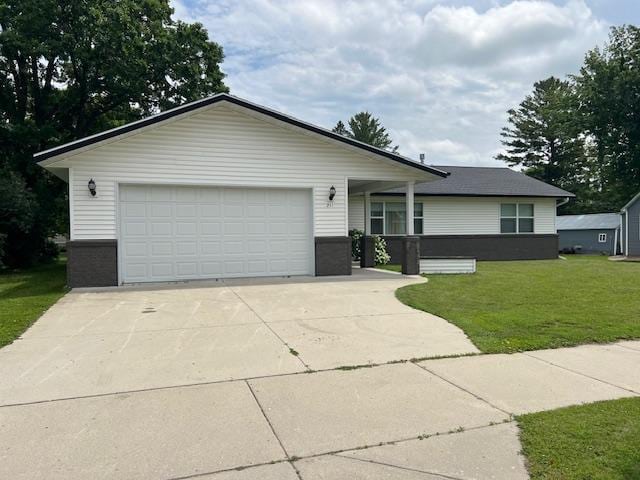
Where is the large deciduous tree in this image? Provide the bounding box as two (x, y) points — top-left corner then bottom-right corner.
(575, 25), (640, 209)
(333, 111), (398, 152)
(0, 0), (228, 267)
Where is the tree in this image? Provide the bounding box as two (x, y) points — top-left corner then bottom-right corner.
(575, 25), (640, 209)
(0, 0), (228, 267)
(496, 77), (594, 213)
(333, 111), (398, 152)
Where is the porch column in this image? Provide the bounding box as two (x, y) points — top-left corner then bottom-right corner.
(406, 181), (414, 235)
(402, 181), (420, 275)
(364, 192), (371, 235)
(360, 191), (375, 267)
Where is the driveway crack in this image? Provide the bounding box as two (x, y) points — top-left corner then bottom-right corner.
(225, 283), (311, 371)
(412, 362), (514, 417)
(244, 380), (304, 480)
(523, 352), (639, 395)
(331, 453), (465, 479)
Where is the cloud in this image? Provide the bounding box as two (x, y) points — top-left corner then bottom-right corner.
(171, 0), (608, 166)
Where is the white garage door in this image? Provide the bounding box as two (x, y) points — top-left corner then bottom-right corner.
(119, 185), (313, 283)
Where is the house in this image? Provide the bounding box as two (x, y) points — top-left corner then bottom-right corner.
(556, 213), (620, 255)
(35, 93), (573, 288)
(621, 191), (640, 257)
(349, 166), (574, 262)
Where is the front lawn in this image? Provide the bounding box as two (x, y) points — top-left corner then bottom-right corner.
(0, 258), (68, 347)
(518, 397), (640, 479)
(396, 256), (640, 353)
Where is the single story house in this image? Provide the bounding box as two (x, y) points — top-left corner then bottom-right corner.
(621, 191), (640, 257)
(35, 93), (573, 288)
(349, 166), (574, 262)
(556, 213), (620, 255)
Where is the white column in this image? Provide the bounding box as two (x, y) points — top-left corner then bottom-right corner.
(406, 181), (414, 235)
(364, 192), (371, 235)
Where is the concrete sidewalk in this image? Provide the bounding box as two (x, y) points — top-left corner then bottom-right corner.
(1, 341), (638, 479)
(0, 271), (638, 479)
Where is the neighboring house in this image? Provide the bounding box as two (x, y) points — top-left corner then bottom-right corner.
(556, 213), (620, 255)
(349, 166), (574, 261)
(34, 93), (573, 288)
(621, 191), (640, 257)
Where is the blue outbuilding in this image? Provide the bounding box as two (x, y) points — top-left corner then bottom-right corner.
(557, 213), (621, 255)
(621, 191), (640, 257)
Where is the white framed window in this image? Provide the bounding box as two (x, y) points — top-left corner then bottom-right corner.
(369, 201), (423, 235)
(598, 233), (607, 243)
(500, 203), (534, 234)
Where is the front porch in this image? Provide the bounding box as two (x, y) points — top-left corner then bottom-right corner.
(348, 179), (421, 275)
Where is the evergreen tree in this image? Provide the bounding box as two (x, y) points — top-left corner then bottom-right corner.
(333, 112), (398, 152)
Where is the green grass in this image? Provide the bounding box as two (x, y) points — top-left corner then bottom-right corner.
(375, 263), (401, 272)
(396, 256), (640, 353)
(518, 397), (640, 479)
(0, 258), (68, 347)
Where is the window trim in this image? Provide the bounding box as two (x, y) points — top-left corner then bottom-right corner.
(500, 202), (535, 234)
(598, 233), (607, 243)
(369, 201), (424, 236)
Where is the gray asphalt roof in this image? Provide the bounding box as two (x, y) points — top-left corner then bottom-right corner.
(556, 213), (621, 230)
(379, 165), (575, 198)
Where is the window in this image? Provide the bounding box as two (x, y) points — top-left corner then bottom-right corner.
(598, 233), (607, 243)
(500, 203), (534, 234)
(370, 202), (384, 234)
(369, 202), (424, 235)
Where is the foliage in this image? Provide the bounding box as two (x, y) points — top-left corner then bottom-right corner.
(498, 26), (640, 214)
(496, 77), (589, 211)
(349, 228), (363, 260)
(347, 229), (390, 264)
(0, 257), (67, 347)
(396, 256), (640, 353)
(333, 112), (398, 152)
(575, 25), (640, 210)
(518, 398), (640, 480)
(0, 0), (228, 266)
(374, 235), (390, 265)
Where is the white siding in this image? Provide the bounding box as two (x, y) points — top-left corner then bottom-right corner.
(348, 196), (365, 231)
(348, 195), (557, 235)
(420, 258), (476, 274)
(57, 105), (430, 240)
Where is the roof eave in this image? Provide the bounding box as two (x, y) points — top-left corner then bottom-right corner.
(33, 93), (449, 178)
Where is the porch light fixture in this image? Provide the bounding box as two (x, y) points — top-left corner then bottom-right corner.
(329, 185), (336, 201)
(88, 178), (97, 197)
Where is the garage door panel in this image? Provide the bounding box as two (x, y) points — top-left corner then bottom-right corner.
(176, 222), (197, 236)
(224, 222), (245, 235)
(151, 263), (173, 277)
(120, 185), (312, 283)
(149, 186), (174, 201)
(151, 222), (172, 235)
(124, 221), (146, 236)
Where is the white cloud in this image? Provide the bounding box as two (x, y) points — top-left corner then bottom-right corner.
(171, 0), (608, 166)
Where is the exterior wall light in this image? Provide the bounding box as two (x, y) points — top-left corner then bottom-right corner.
(329, 185), (336, 201)
(88, 178), (97, 196)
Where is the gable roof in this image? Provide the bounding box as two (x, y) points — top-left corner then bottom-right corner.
(556, 213), (620, 231)
(378, 165), (574, 198)
(33, 93), (448, 178)
(621, 191), (640, 212)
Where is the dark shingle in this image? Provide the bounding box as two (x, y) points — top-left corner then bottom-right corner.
(380, 165), (574, 198)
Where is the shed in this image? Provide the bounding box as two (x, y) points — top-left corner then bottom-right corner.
(556, 213), (620, 255)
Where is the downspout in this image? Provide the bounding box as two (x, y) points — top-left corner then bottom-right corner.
(614, 226), (618, 256)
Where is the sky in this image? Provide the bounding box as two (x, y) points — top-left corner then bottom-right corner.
(171, 0), (640, 167)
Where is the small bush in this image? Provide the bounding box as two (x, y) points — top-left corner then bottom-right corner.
(349, 229), (363, 260)
(374, 235), (390, 265)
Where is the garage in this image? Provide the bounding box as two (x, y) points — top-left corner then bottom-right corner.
(119, 185), (313, 283)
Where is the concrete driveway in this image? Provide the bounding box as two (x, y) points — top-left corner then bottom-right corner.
(1, 269), (638, 479)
